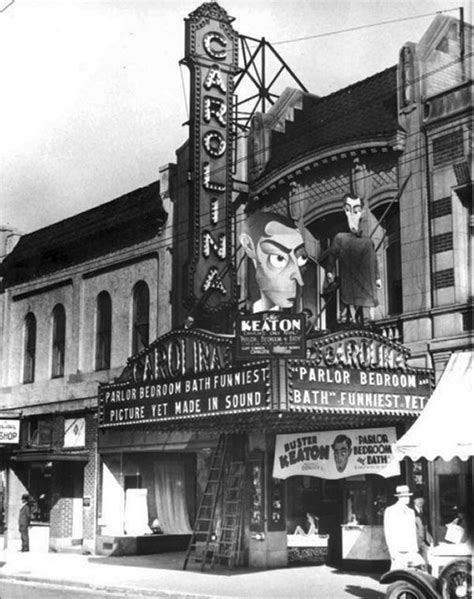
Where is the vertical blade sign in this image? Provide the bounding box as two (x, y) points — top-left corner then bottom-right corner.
(184, 3), (238, 320)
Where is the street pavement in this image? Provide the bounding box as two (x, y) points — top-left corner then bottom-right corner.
(0, 549), (387, 598)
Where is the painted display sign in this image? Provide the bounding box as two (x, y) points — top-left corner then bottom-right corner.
(236, 312), (305, 358)
(183, 3), (238, 314)
(273, 427), (400, 480)
(0, 418), (20, 444)
(99, 362), (270, 428)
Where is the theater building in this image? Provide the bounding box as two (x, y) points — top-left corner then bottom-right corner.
(97, 4), (471, 570)
(1, 1), (471, 570)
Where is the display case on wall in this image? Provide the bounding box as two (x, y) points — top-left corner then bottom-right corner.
(268, 476), (285, 532)
(249, 451), (265, 533)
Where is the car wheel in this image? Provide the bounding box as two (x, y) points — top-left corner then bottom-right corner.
(385, 580), (427, 599)
(439, 560), (472, 599)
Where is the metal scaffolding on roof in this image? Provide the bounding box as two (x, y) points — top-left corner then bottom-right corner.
(233, 34), (308, 132)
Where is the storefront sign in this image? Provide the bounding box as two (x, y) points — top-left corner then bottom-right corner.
(99, 362), (270, 427)
(183, 3), (238, 315)
(306, 330), (411, 370)
(273, 427), (400, 480)
(236, 312), (305, 358)
(288, 360), (431, 414)
(0, 418), (20, 444)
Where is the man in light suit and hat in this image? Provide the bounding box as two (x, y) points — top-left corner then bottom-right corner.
(383, 485), (424, 570)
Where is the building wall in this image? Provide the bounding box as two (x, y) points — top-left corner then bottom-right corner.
(244, 14), (472, 376)
(0, 179), (172, 553)
(241, 15), (472, 551)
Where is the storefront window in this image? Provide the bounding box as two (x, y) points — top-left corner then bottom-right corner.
(287, 474), (395, 533)
(344, 475), (393, 525)
(100, 452), (195, 536)
(28, 464), (53, 523)
(439, 474), (460, 525)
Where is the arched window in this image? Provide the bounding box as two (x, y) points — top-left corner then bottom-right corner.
(132, 281), (150, 354)
(23, 312), (36, 383)
(96, 291), (112, 371)
(373, 204), (402, 316)
(51, 304), (66, 378)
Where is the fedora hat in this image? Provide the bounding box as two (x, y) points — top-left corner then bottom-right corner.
(394, 484), (413, 497)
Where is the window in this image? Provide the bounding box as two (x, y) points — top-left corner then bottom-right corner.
(132, 281), (150, 354)
(51, 304), (66, 378)
(372, 203), (403, 316)
(432, 129), (463, 167)
(27, 417), (53, 447)
(95, 291), (111, 370)
(23, 313), (36, 383)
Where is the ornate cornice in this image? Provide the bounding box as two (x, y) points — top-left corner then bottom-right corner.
(187, 2), (234, 25)
(250, 137), (402, 200)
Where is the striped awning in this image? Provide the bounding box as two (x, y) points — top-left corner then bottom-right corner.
(393, 351), (473, 462)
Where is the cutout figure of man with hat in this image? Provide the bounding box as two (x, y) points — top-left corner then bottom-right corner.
(324, 194), (381, 325)
(383, 485), (425, 570)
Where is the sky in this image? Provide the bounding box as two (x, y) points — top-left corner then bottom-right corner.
(0, 0), (471, 234)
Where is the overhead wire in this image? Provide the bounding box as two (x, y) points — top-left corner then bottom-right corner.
(271, 8), (459, 46)
(9, 47), (470, 276)
(122, 50), (472, 251)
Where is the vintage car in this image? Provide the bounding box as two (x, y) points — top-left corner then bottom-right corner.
(380, 557), (472, 599)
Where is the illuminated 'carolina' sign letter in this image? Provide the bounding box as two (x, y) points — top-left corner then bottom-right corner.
(203, 32), (227, 60)
(183, 3), (238, 322)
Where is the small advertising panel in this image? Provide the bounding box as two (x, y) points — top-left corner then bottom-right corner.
(273, 427), (400, 480)
(64, 418), (85, 448)
(0, 419), (20, 444)
(236, 312), (305, 359)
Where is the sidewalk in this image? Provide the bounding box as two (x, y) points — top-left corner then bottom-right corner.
(0, 549), (386, 598)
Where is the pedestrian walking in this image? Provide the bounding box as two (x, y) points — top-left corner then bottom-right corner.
(18, 493), (33, 552)
(383, 485), (424, 570)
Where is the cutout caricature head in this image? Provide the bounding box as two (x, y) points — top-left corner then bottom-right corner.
(240, 211), (308, 313)
(344, 194), (364, 235)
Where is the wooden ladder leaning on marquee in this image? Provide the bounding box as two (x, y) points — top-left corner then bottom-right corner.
(210, 460), (245, 569)
(183, 433), (229, 571)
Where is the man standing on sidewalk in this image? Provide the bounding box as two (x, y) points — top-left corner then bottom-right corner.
(384, 485), (423, 570)
(18, 493), (32, 552)
(413, 492), (433, 570)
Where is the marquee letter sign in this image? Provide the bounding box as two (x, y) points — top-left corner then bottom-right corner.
(183, 3), (238, 318)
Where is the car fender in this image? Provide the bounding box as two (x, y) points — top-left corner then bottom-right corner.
(380, 569), (440, 599)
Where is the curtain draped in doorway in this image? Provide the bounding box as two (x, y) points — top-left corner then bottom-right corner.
(154, 460), (192, 533)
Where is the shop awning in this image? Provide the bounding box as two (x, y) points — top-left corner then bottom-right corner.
(11, 450), (89, 463)
(393, 351), (473, 462)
